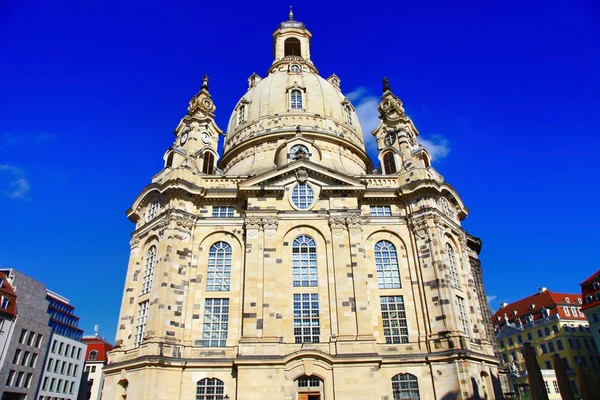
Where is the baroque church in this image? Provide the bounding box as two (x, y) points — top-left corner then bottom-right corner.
(103, 11), (502, 400)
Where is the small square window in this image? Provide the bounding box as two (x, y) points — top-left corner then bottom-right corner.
(212, 206), (234, 218)
(370, 205), (392, 217)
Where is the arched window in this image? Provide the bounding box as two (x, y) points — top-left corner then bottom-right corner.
(142, 246), (157, 295)
(375, 240), (401, 289)
(383, 152), (397, 174)
(89, 350), (98, 360)
(202, 152), (215, 175)
(291, 183), (314, 209)
(207, 242), (232, 291)
(290, 144), (310, 161)
(166, 152), (174, 168)
(292, 235), (317, 287)
(290, 89), (303, 109)
(440, 197), (455, 219)
(446, 243), (459, 288)
(392, 373), (420, 400)
(346, 105), (353, 125)
(284, 38), (301, 56)
(196, 378), (225, 400)
(147, 198), (160, 221)
(238, 105), (245, 125)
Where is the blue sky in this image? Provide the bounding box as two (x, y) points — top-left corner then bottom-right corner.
(1, 0), (599, 339)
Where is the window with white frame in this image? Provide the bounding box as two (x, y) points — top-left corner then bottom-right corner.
(441, 197), (455, 219)
(375, 240), (401, 289)
(196, 378), (225, 400)
(571, 307), (577, 316)
(456, 296), (470, 335)
(292, 235), (317, 287)
(297, 376), (322, 388)
(147, 198), (160, 221)
(370, 205), (392, 217)
(207, 242), (232, 292)
(202, 298), (229, 347)
(134, 301), (149, 348)
(564, 307), (570, 316)
(290, 89), (303, 109)
(290, 64), (300, 73)
(1, 296), (9, 309)
(446, 243), (460, 288)
(293, 293), (320, 343)
(291, 183), (314, 209)
(141, 246), (157, 295)
(392, 373), (420, 400)
(212, 206), (234, 218)
(381, 296), (408, 344)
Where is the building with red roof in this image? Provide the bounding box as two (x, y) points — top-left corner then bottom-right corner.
(0, 271), (18, 368)
(492, 287), (599, 397)
(77, 334), (114, 400)
(580, 269), (600, 362)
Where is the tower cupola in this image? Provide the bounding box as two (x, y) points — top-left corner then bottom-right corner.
(269, 9), (316, 75)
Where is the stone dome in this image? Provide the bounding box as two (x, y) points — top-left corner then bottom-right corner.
(220, 68), (370, 176)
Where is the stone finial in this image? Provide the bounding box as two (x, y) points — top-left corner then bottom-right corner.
(382, 77), (391, 93)
(201, 74), (209, 91)
(289, 5), (294, 21)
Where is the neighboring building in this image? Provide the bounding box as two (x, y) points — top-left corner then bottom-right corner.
(78, 335), (113, 400)
(102, 12), (501, 400)
(581, 269), (600, 362)
(0, 269), (52, 400)
(492, 288), (600, 397)
(0, 272), (18, 368)
(37, 291), (86, 400)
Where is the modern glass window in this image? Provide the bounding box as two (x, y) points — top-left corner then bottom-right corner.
(392, 373), (420, 400)
(375, 240), (401, 289)
(12, 349), (21, 364)
(202, 298), (229, 347)
(291, 183), (314, 209)
(456, 296), (469, 335)
(383, 151), (397, 174)
(134, 300), (149, 348)
(293, 293), (320, 343)
(207, 242), (232, 292)
(6, 370), (15, 386)
(148, 198), (160, 220)
(196, 378), (225, 400)
(212, 206), (234, 218)
(446, 244), (459, 288)
(290, 89), (303, 109)
(370, 205), (392, 217)
(289, 144), (310, 161)
(142, 246), (157, 295)
(381, 296), (408, 344)
(292, 235), (318, 287)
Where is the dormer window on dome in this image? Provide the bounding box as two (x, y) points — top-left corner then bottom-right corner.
(290, 89), (303, 110)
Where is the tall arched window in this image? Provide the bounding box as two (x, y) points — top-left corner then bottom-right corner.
(290, 89), (303, 109)
(375, 240), (401, 289)
(284, 37), (301, 56)
(383, 152), (397, 174)
(346, 105), (353, 125)
(207, 242), (232, 291)
(238, 105), (245, 125)
(392, 373), (420, 400)
(203, 152), (215, 174)
(292, 235), (317, 287)
(446, 243), (459, 288)
(196, 378), (225, 400)
(142, 246), (157, 295)
(441, 197), (455, 219)
(89, 350), (98, 360)
(147, 198), (160, 221)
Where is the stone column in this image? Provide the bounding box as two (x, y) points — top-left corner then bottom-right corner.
(241, 216), (263, 338)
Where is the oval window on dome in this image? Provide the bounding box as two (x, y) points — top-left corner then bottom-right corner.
(290, 144), (310, 161)
(290, 64), (300, 73)
(291, 183), (314, 209)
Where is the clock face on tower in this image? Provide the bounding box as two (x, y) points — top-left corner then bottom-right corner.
(384, 131), (396, 146)
(180, 132), (189, 146)
(201, 132), (210, 144)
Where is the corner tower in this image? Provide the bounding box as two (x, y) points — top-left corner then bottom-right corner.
(103, 11), (502, 400)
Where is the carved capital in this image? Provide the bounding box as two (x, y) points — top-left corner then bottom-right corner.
(262, 216), (279, 237)
(129, 235), (140, 249)
(328, 217), (346, 230)
(407, 215), (429, 239)
(244, 216), (262, 230)
(345, 215), (362, 229)
(158, 210), (196, 239)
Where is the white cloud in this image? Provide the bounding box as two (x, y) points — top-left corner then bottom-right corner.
(347, 87), (381, 156)
(0, 165), (31, 200)
(487, 295), (497, 304)
(419, 134), (450, 161)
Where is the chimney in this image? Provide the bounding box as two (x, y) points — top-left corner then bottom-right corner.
(500, 302), (508, 308)
(539, 287), (547, 293)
